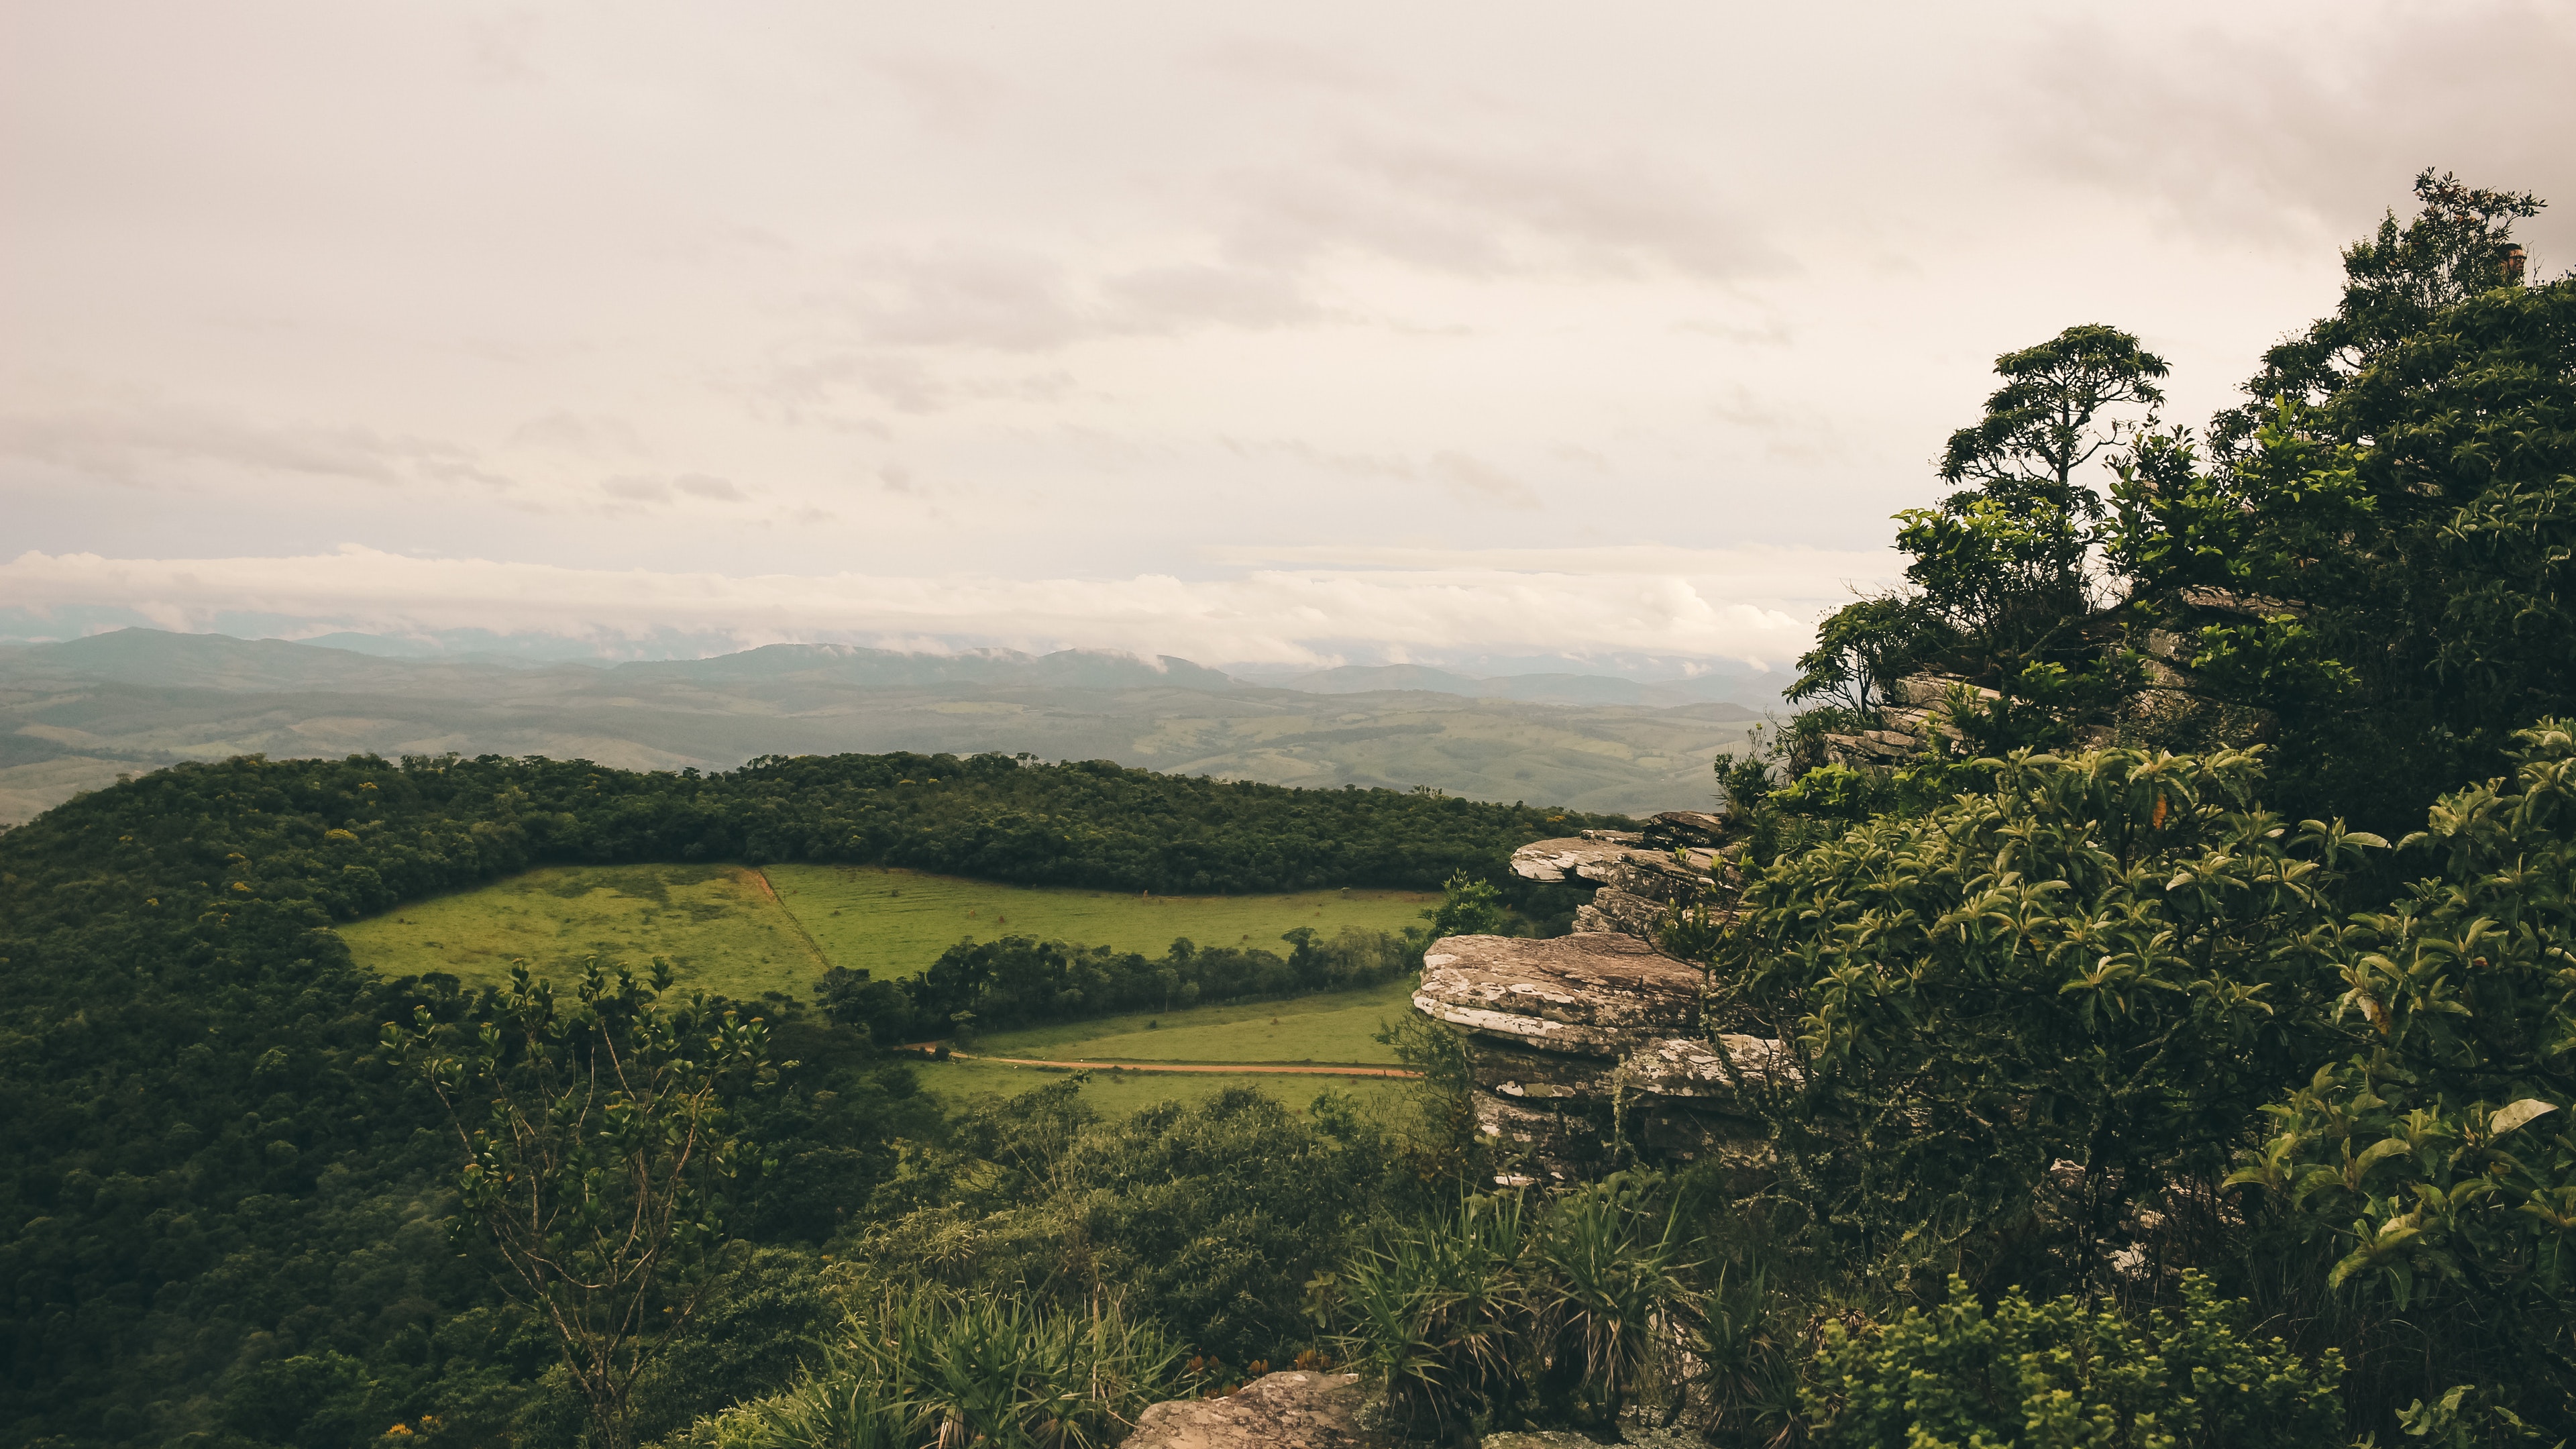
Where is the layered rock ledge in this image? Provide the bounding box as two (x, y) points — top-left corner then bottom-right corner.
(1413, 931), (1790, 1181)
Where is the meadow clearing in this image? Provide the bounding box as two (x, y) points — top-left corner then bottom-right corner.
(912, 1057), (1420, 1117)
(337, 863), (1435, 1111)
(335, 863), (830, 1002)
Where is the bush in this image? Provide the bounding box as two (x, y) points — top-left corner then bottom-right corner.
(1316, 1171), (1701, 1438)
(682, 1287), (1181, 1449)
(1808, 1271), (2345, 1449)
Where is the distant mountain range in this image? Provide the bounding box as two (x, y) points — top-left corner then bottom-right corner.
(0, 630), (1782, 824)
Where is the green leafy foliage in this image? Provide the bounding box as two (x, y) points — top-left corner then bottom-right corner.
(1720, 745), (2383, 1283)
(1808, 1272), (2345, 1449)
(385, 959), (786, 1449)
(0, 749), (1550, 1445)
(1423, 870), (1507, 941)
(2106, 173), (2575, 829)
(2229, 722), (2576, 1321)
(845, 1078), (1407, 1366)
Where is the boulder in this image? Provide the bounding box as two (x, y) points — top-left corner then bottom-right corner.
(1120, 1371), (1379, 1449)
(1415, 933), (1702, 1054)
(1641, 809), (1728, 848)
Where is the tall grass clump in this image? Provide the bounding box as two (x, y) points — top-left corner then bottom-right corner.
(1314, 1170), (1703, 1439)
(683, 1287), (1181, 1449)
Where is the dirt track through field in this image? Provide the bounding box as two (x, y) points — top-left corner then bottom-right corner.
(948, 1052), (1420, 1079)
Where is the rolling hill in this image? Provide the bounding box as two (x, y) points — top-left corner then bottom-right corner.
(0, 629), (1769, 822)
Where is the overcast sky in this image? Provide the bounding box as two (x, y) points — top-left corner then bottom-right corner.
(4, 1), (2570, 672)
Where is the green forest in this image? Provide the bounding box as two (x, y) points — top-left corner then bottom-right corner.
(3, 170), (2573, 1448)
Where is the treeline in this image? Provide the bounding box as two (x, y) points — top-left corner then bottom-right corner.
(0, 749), (1597, 1446)
(819, 924), (1421, 1042)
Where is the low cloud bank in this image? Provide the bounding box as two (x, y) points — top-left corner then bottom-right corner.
(0, 544), (1894, 670)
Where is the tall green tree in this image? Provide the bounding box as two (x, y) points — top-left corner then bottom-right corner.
(386, 959), (785, 1449)
(1902, 324), (2168, 661)
(2111, 170), (2573, 827)
(2211, 168), (2543, 459)
(1784, 325), (2167, 759)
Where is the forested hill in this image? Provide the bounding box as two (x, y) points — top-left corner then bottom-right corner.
(0, 750), (1618, 1444)
(3, 748), (1614, 916)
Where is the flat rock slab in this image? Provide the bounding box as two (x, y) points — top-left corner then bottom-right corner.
(1510, 837), (1723, 904)
(1642, 809), (1729, 847)
(1122, 1371), (1379, 1449)
(1416, 932), (1701, 1053)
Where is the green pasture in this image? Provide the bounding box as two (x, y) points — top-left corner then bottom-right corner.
(337, 862), (1434, 1006)
(759, 863), (1433, 977)
(335, 863), (829, 1001)
(910, 1057), (1419, 1119)
(966, 977), (1415, 1066)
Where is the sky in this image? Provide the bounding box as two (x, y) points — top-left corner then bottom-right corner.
(3, 1), (2571, 674)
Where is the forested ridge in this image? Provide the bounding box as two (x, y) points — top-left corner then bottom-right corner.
(0, 751), (1613, 1446)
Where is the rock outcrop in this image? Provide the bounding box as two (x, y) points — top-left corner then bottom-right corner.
(1120, 1371), (1379, 1449)
(1415, 932), (1792, 1181)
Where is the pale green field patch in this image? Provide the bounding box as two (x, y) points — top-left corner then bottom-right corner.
(335, 862), (830, 1001)
(911, 1055), (1419, 1119)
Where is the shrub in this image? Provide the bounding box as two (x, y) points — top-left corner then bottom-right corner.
(1807, 1271), (2344, 1449)
(681, 1287), (1181, 1449)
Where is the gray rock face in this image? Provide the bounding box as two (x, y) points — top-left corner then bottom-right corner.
(1415, 933), (1704, 1055)
(1120, 1371), (1379, 1449)
(1642, 809), (1728, 848)
(1510, 837), (1725, 896)
(1429, 808), (1795, 1183)
(1623, 1033), (1803, 1103)
(1570, 885), (1666, 937)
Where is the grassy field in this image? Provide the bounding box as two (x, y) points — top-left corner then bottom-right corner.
(910, 1057), (1420, 1118)
(965, 977), (1414, 1065)
(335, 863), (830, 1000)
(761, 864), (1433, 977)
(339, 867), (1434, 1118)
(339, 862), (1432, 1004)
(906, 977), (1421, 1118)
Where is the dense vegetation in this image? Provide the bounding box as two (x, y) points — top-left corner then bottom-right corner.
(0, 753), (1605, 1446)
(1676, 170), (2576, 1439)
(5, 169), (2573, 1448)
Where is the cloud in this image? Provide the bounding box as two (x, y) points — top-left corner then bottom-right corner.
(0, 544), (1892, 670)
(1220, 439), (1541, 507)
(1220, 133), (1777, 282)
(2018, 5), (2576, 250)
(1428, 451), (1540, 508)
(0, 400), (508, 490)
